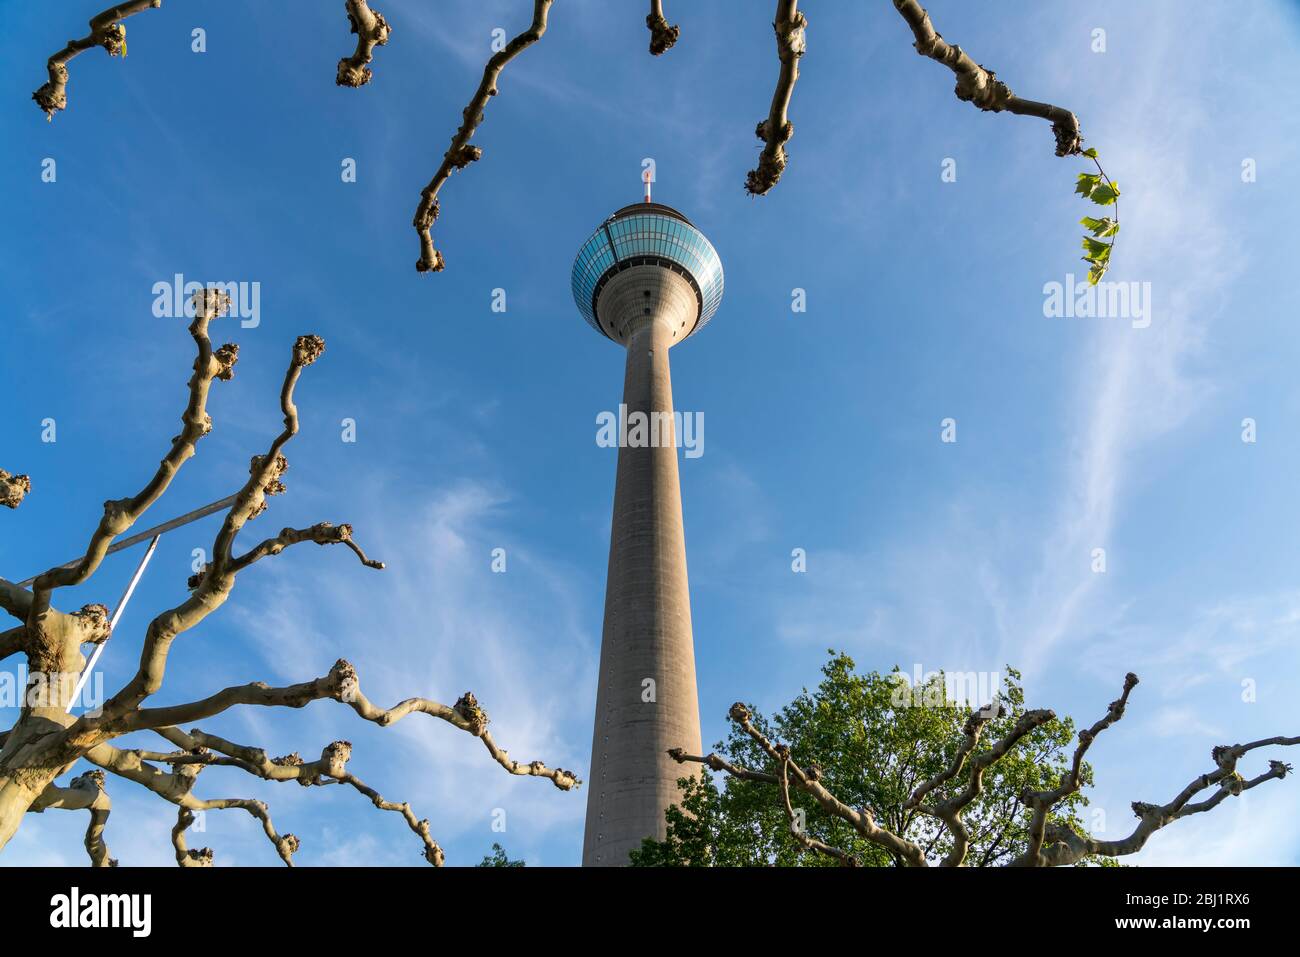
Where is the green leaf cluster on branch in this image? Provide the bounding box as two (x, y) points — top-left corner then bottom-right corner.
(476, 842), (526, 867)
(1076, 149), (1121, 285)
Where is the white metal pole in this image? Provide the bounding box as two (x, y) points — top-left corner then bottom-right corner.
(17, 493), (235, 588)
(66, 534), (160, 714)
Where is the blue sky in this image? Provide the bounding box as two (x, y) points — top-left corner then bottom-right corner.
(2, 0), (1299, 866)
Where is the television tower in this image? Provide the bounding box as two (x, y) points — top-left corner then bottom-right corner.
(571, 191), (724, 866)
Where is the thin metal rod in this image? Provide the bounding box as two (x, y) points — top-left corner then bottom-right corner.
(17, 494), (237, 588)
(66, 534), (160, 714)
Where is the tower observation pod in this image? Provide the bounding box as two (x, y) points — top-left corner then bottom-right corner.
(572, 201), (724, 866)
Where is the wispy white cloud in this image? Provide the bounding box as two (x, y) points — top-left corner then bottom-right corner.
(1008, 7), (1239, 674)
(1148, 705), (1225, 742)
(225, 475), (597, 864)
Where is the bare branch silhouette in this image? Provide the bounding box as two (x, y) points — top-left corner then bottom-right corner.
(1026, 735), (1299, 866)
(647, 0), (680, 56)
(34, 1), (392, 117)
(27, 2), (1104, 274)
(891, 0), (1083, 156)
(32, 0), (162, 120)
(747, 0), (807, 195)
(30, 771), (115, 867)
(0, 291), (577, 864)
(337, 0), (392, 88)
(1, 471), (30, 510)
(413, 0), (553, 273)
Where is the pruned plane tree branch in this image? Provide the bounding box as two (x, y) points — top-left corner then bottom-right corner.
(337, 0), (392, 88)
(0, 290), (578, 865)
(32, 0), (162, 120)
(1, 471), (31, 511)
(32, 2), (1115, 275)
(647, 0), (680, 56)
(33, 1), (392, 116)
(747, 0), (807, 196)
(412, 0), (553, 273)
(666, 674), (1296, 866)
(29, 770), (116, 867)
(891, 0), (1082, 156)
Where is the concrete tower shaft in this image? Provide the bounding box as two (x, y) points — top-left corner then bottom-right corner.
(572, 202), (722, 867)
(582, 267), (702, 867)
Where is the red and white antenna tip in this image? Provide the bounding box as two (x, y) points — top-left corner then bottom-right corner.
(642, 169), (652, 203)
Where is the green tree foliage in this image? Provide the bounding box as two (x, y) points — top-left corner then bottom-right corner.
(476, 843), (525, 867)
(631, 651), (1103, 867)
(1076, 148), (1121, 285)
